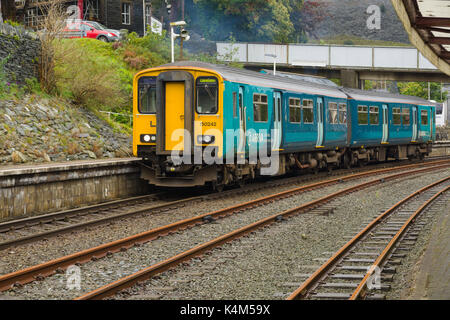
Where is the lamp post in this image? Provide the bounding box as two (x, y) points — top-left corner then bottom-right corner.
(265, 53), (277, 75)
(170, 21), (190, 63)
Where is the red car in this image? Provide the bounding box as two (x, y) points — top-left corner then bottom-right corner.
(64, 20), (120, 42)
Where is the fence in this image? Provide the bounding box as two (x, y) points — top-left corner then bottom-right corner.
(100, 111), (133, 126)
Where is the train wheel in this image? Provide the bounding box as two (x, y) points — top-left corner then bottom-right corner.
(212, 182), (224, 193)
(343, 153), (351, 169)
(237, 179), (246, 188)
(327, 165), (333, 175)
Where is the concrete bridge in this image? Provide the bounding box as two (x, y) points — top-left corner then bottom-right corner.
(217, 42), (450, 88)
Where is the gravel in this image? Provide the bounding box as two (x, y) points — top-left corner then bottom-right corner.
(110, 169), (449, 300)
(385, 189), (450, 299)
(0, 163), (402, 274)
(0, 167), (447, 300)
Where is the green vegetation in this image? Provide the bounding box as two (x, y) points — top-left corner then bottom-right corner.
(50, 29), (239, 133)
(398, 82), (447, 103)
(312, 35), (411, 47)
(149, 0), (325, 44)
(0, 55), (40, 100)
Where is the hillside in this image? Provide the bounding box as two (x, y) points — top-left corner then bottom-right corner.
(0, 95), (132, 165)
(314, 0), (410, 44)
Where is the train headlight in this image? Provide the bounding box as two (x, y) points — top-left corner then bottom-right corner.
(197, 135), (215, 144)
(141, 134), (156, 143)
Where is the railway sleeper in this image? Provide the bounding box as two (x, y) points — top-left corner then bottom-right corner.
(321, 282), (391, 291)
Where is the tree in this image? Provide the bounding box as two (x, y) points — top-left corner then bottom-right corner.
(398, 82), (448, 102)
(295, 0), (329, 40)
(149, 0), (324, 43)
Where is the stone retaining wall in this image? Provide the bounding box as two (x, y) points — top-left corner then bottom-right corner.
(0, 158), (151, 221)
(0, 22), (40, 84)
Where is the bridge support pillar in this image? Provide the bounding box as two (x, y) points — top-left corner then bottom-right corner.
(340, 70), (362, 89)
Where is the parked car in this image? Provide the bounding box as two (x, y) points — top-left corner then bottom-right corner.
(63, 20), (120, 42)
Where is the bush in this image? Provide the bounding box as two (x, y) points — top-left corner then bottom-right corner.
(117, 29), (171, 70)
(53, 38), (132, 109)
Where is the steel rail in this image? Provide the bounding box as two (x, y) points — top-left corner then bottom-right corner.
(0, 162), (448, 294)
(1, 158), (448, 250)
(286, 175), (450, 300)
(0, 195), (205, 250)
(0, 193), (166, 233)
(349, 184), (449, 300)
(73, 164), (449, 300)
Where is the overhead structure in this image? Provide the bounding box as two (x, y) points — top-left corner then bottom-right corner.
(392, 0), (450, 76)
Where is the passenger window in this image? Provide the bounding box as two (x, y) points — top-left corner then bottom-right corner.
(357, 105), (368, 125)
(339, 103), (347, 124)
(289, 98), (301, 123)
(402, 108), (410, 125)
(369, 106), (379, 125)
(138, 76), (157, 114)
(196, 77), (218, 114)
(253, 93), (268, 122)
(421, 110), (428, 125)
(393, 108), (401, 125)
(302, 99), (314, 124)
(328, 102), (338, 124)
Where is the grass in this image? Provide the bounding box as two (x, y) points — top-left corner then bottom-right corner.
(311, 35), (412, 47)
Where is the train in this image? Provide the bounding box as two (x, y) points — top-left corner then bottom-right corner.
(133, 61), (436, 190)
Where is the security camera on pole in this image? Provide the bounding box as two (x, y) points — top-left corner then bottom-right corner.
(170, 21), (190, 63)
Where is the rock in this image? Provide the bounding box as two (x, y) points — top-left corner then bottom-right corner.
(11, 151), (27, 163)
(84, 150), (97, 159)
(42, 153), (51, 162)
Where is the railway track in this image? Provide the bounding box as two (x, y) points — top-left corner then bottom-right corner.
(0, 160), (447, 298)
(1, 157), (447, 251)
(286, 177), (449, 300)
(64, 163), (448, 300)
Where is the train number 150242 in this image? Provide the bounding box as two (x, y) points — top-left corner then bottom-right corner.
(200, 121), (217, 127)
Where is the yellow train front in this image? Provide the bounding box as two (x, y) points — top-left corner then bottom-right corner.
(133, 62), (226, 188)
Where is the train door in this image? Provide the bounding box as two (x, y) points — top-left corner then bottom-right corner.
(430, 108), (434, 141)
(165, 82), (185, 151)
(237, 86), (246, 155)
(272, 92), (282, 151)
(381, 104), (389, 143)
(316, 97), (324, 147)
(412, 106), (418, 142)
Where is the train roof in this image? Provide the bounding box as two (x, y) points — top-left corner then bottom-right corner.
(341, 88), (436, 106)
(159, 61), (348, 99)
(157, 61), (436, 107)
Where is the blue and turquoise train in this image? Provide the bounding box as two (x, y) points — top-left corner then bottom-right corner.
(133, 61), (436, 189)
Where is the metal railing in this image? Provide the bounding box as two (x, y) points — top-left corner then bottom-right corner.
(217, 42), (439, 71)
(100, 111), (133, 125)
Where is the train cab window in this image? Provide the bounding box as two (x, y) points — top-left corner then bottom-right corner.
(302, 99), (314, 124)
(393, 108), (401, 125)
(421, 110), (428, 125)
(357, 105), (368, 125)
(196, 77), (218, 114)
(339, 103), (347, 124)
(138, 76), (157, 114)
(289, 98), (301, 123)
(253, 93), (268, 122)
(402, 108), (410, 125)
(369, 106), (379, 125)
(328, 102), (338, 124)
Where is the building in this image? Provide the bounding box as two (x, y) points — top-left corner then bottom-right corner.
(18, 0), (153, 35)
